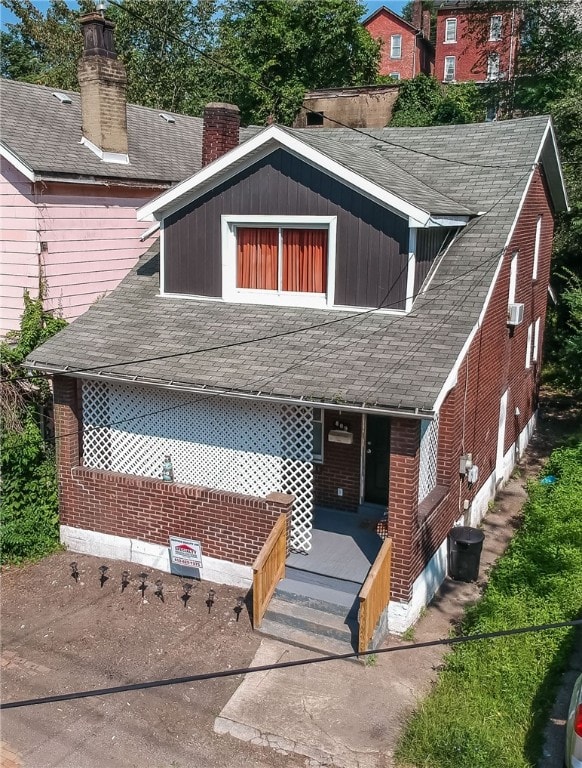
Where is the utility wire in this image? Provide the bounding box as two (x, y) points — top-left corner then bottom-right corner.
(1, 618), (580, 711)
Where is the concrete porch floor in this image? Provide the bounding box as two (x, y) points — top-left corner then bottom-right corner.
(286, 507), (384, 584)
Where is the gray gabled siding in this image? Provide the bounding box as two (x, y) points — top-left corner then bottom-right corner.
(164, 149), (409, 310)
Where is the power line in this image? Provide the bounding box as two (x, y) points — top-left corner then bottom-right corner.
(1, 618), (580, 711)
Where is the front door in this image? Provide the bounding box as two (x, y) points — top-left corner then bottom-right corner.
(364, 415), (390, 506)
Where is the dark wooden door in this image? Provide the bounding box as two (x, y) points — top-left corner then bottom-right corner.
(364, 416), (390, 506)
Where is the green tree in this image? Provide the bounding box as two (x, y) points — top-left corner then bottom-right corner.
(216, 0), (380, 125)
(0, 292), (67, 564)
(390, 74), (484, 127)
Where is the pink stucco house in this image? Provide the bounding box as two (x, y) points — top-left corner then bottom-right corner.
(0, 13), (206, 335)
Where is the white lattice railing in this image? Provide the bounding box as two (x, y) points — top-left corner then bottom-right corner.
(82, 381), (314, 551)
(418, 414), (439, 504)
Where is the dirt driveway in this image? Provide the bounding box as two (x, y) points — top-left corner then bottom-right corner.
(0, 553), (301, 768)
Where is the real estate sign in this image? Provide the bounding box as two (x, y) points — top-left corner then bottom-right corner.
(169, 536), (203, 569)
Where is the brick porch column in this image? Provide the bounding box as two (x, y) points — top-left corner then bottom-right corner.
(53, 375), (82, 527)
(387, 418), (420, 603)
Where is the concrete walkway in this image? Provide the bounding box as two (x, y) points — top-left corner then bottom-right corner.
(215, 428), (552, 767)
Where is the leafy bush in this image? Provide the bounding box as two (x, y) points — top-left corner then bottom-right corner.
(396, 440), (582, 768)
(390, 75), (485, 127)
(0, 291), (66, 564)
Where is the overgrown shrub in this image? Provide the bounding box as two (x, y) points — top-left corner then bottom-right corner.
(396, 440), (582, 768)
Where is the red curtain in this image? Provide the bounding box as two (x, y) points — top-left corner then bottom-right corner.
(236, 228), (278, 289)
(282, 229), (327, 293)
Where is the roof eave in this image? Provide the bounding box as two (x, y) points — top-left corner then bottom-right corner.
(0, 142), (36, 181)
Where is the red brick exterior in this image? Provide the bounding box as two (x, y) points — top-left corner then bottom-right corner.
(53, 376), (293, 567)
(313, 411), (362, 512)
(435, 5), (521, 83)
(364, 8), (434, 80)
(201, 103), (240, 168)
(388, 166), (554, 604)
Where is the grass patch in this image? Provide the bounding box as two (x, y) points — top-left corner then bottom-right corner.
(396, 439), (582, 768)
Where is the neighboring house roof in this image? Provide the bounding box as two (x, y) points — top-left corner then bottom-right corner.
(27, 116), (567, 415)
(0, 79), (251, 186)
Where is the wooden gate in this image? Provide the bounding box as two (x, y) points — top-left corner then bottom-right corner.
(252, 513), (287, 629)
(358, 538), (392, 654)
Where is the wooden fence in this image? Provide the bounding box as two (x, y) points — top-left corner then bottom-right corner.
(358, 538), (392, 654)
(252, 513), (287, 629)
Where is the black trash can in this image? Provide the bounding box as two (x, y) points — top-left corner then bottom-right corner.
(448, 526), (485, 582)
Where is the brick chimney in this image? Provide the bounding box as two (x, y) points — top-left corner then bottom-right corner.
(411, 0), (422, 30)
(202, 103), (240, 167)
(422, 9), (431, 39)
(77, 12), (128, 157)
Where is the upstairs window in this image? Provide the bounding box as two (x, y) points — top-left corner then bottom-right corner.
(236, 227), (327, 294)
(509, 251), (518, 304)
(487, 53), (500, 81)
(390, 34), (402, 59)
(445, 18), (457, 43)
(533, 215), (542, 280)
(444, 56), (456, 81)
(490, 14), (503, 41)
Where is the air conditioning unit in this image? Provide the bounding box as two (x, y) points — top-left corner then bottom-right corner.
(507, 302), (524, 326)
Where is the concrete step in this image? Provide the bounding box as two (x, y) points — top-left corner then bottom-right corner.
(263, 597), (357, 647)
(259, 617), (357, 658)
(284, 566), (362, 592)
(275, 576), (360, 618)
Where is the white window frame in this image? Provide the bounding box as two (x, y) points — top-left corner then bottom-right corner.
(312, 408), (324, 463)
(390, 34), (402, 59)
(489, 14), (503, 41)
(487, 53), (500, 81)
(509, 251), (518, 304)
(532, 317), (540, 362)
(533, 215), (542, 280)
(390, 72), (401, 80)
(445, 18), (457, 43)
(444, 56), (456, 82)
(221, 214), (337, 309)
(526, 323), (533, 369)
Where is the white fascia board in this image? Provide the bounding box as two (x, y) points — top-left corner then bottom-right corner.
(137, 124), (431, 225)
(432, 250), (504, 412)
(0, 143), (36, 182)
(428, 215), (469, 227)
(543, 119), (569, 212)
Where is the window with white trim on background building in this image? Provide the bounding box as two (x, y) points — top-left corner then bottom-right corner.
(390, 34), (402, 59)
(445, 18), (457, 43)
(533, 215), (542, 279)
(526, 323), (533, 368)
(509, 251), (518, 304)
(444, 56), (456, 81)
(390, 72), (401, 80)
(532, 317), (541, 362)
(490, 14), (503, 41)
(487, 53), (500, 81)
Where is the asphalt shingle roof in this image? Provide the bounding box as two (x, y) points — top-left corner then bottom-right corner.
(27, 116), (556, 413)
(0, 79), (250, 184)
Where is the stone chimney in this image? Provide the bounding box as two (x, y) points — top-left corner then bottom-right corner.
(77, 12), (128, 157)
(202, 103), (240, 167)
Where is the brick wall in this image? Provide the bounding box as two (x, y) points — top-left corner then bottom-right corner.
(54, 376), (293, 567)
(364, 10), (428, 79)
(313, 411), (362, 511)
(391, 166), (554, 603)
(435, 6), (520, 83)
(78, 56), (128, 155)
